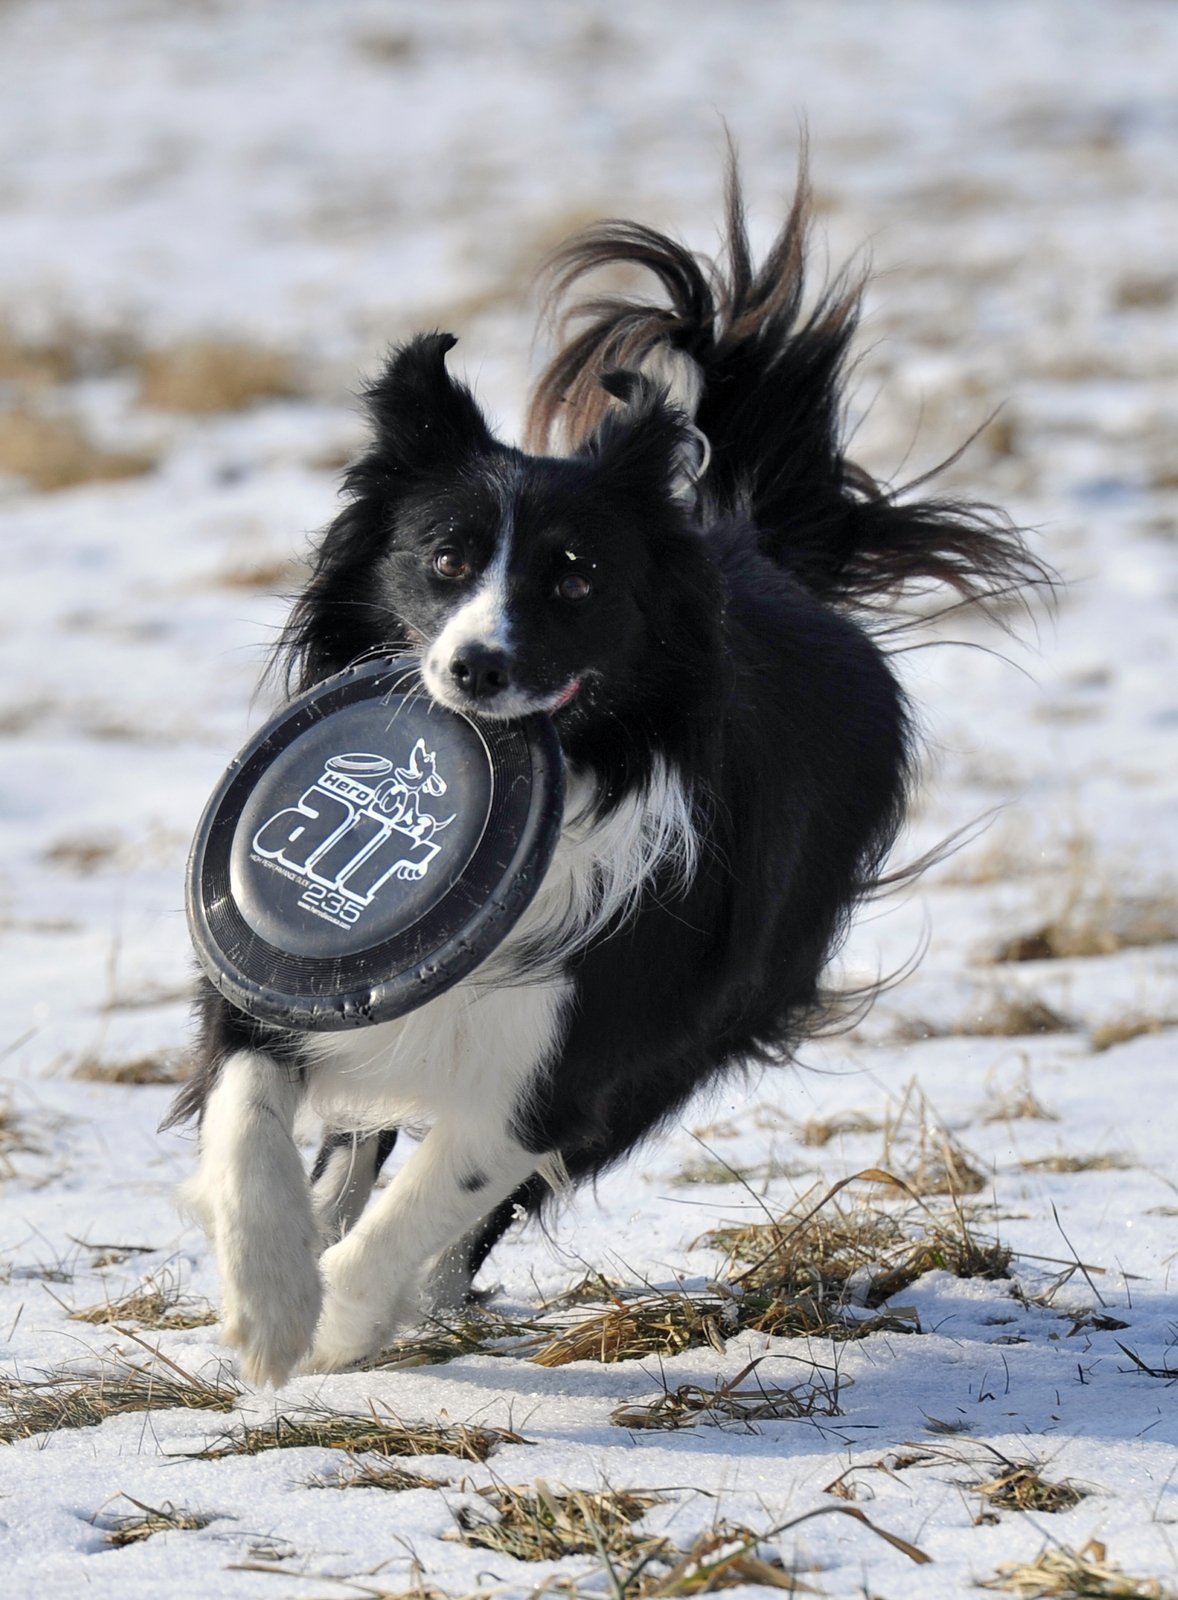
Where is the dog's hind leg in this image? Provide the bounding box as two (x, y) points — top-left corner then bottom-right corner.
(311, 1127), (398, 1247)
(423, 1174), (548, 1310)
(180, 1049), (320, 1387)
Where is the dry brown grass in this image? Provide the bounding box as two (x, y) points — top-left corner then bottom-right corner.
(875, 1083), (991, 1197)
(529, 1287), (734, 1367)
(68, 1271), (216, 1331)
(974, 1462), (1086, 1516)
(309, 1457), (449, 1493)
(1090, 1015), (1173, 1052)
(452, 1482), (664, 1563)
(138, 339), (301, 412)
(0, 316), (139, 385)
(72, 1051), (189, 1086)
(0, 1348), (241, 1444)
(192, 1407), (526, 1462)
(0, 1095), (43, 1177)
(1018, 1151), (1132, 1175)
(892, 994), (1075, 1042)
(981, 1069), (1059, 1125)
(0, 404), (153, 490)
(94, 1494), (218, 1547)
(707, 1178), (1010, 1312)
(532, 1167), (1008, 1368)
(993, 890), (1178, 964)
(980, 1539), (1175, 1598)
(373, 1308), (543, 1369)
(671, 1154), (805, 1187)
(611, 1356), (842, 1431)
(210, 555), (302, 591)
(795, 1111), (884, 1147)
(42, 834), (122, 875)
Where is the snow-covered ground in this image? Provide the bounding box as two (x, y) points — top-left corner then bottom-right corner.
(2, 3), (1176, 1596)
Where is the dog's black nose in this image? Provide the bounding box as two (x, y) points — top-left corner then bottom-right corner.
(449, 644), (512, 699)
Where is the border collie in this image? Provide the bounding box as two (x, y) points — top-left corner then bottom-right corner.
(167, 166), (1041, 1386)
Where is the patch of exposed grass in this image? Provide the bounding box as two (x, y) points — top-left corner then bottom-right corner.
(875, 1082), (991, 1198)
(529, 1287), (733, 1367)
(795, 1111), (884, 1147)
(0, 1096), (43, 1177)
(981, 1064), (1059, 1124)
(895, 995), (1075, 1042)
(993, 891), (1178, 964)
(452, 1481), (664, 1563)
(0, 403), (154, 491)
(138, 339), (302, 412)
(0, 1349), (241, 1444)
(72, 1051), (189, 1086)
(611, 1356), (841, 1431)
(980, 1538), (1175, 1598)
(708, 1183), (1010, 1312)
(211, 555), (301, 591)
(94, 1494), (219, 1547)
(309, 1457), (449, 1493)
(1019, 1152), (1133, 1174)
(42, 833), (122, 875)
(373, 1309), (543, 1369)
(1090, 1016), (1173, 1052)
(68, 1271), (216, 1331)
(975, 1462), (1086, 1515)
(192, 1407), (526, 1462)
(533, 1172), (1008, 1368)
(670, 1154), (805, 1187)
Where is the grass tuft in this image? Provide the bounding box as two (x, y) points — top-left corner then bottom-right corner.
(452, 1480), (664, 1563)
(138, 339), (301, 412)
(1019, 1152), (1132, 1175)
(94, 1494), (218, 1547)
(0, 1095), (43, 1176)
(68, 1271), (216, 1331)
(611, 1357), (841, 1431)
(372, 1308), (543, 1369)
(72, 1051), (189, 1086)
(0, 403), (153, 490)
(975, 1463), (1087, 1515)
(980, 1538), (1175, 1598)
(0, 1349), (241, 1444)
(993, 892), (1178, 964)
(532, 1172), (1008, 1368)
(1090, 1016), (1173, 1052)
(795, 1111), (884, 1147)
(191, 1407), (526, 1462)
(308, 1457), (449, 1493)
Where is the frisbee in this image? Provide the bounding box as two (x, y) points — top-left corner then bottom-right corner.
(186, 657), (564, 1030)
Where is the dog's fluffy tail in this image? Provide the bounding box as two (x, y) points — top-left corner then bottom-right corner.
(527, 157), (1050, 614)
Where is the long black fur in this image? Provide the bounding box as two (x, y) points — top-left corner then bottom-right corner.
(172, 163), (1045, 1311)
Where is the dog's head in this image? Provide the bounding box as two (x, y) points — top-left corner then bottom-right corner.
(282, 335), (721, 738)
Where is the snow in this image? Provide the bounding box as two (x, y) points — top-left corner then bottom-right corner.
(2, 1), (1177, 1596)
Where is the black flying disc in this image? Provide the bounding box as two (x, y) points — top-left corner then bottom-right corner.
(186, 658), (564, 1031)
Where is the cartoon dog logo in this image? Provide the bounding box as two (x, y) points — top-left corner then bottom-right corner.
(252, 740), (455, 915)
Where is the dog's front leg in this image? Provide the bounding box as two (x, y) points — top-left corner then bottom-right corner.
(181, 1049), (320, 1387)
(306, 1118), (540, 1372)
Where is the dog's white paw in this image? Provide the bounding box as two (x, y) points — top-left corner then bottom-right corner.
(222, 1260), (322, 1388)
(302, 1244), (416, 1372)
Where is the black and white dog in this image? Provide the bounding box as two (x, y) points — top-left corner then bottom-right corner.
(168, 169), (1039, 1385)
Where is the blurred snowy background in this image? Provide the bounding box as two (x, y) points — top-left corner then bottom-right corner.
(2, 4), (1177, 1597)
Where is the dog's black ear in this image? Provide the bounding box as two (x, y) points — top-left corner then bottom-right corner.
(355, 333), (495, 483)
(585, 370), (708, 506)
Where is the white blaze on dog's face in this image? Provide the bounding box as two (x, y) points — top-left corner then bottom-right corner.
(380, 442), (694, 726)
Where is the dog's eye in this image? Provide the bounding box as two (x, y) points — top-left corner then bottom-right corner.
(556, 570), (593, 603)
(433, 548), (470, 581)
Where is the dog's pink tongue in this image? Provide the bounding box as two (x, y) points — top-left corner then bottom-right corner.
(553, 678), (581, 710)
